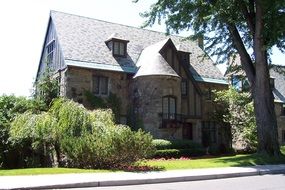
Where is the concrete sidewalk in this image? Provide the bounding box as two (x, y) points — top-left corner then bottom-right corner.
(0, 164), (285, 190)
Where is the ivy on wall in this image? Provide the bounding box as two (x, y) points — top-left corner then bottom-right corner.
(84, 91), (122, 123)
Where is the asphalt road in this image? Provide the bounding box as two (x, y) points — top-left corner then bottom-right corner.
(66, 174), (285, 190)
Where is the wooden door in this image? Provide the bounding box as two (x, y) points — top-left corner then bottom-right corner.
(182, 123), (193, 140)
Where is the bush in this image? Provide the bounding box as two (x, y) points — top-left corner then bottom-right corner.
(9, 98), (155, 169)
(153, 148), (205, 158)
(152, 139), (205, 158)
(152, 139), (173, 150)
(0, 95), (45, 168)
(154, 149), (180, 158)
(152, 139), (204, 150)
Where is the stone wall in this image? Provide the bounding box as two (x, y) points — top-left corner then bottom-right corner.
(65, 66), (130, 115)
(132, 75), (181, 139)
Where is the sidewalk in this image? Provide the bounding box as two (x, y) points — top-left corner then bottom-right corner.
(0, 164), (285, 190)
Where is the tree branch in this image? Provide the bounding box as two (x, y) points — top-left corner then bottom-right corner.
(227, 24), (256, 86)
(239, 0), (255, 37)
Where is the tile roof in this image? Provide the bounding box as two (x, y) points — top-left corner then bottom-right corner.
(50, 11), (225, 81)
(270, 65), (285, 103)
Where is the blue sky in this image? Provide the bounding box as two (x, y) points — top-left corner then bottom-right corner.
(0, 0), (284, 97)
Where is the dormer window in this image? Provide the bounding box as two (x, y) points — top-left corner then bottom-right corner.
(113, 41), (126, 56)
(105, 33), (129, 57)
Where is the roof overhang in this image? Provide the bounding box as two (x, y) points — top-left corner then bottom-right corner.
(193, 75), (228, 85)
(65, 59), (137, 73)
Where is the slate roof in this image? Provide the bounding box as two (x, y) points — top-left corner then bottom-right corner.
(270, 65), (285, 103)
(134, 38), (179, 78)
(50, 11), (225, 82)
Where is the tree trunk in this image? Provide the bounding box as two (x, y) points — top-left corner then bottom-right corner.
(229, 0), (281, 156)
(253, 0), (280, 156)
(253, 58), (280, 156)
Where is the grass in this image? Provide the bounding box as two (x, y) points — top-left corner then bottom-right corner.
(1, 146), (284, 175)
(0, 168), (109, 176)
(145, 146), (285, 170)
(145, 153), (285, 170)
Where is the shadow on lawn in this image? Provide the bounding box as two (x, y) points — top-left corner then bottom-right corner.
(212, 153), (285, 167)
(110, 164), (165, 173)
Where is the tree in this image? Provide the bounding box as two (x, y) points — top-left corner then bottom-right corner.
(34, 68), (59, 109)
(214, 88), (257, 151)
(136, 0), (285, 156)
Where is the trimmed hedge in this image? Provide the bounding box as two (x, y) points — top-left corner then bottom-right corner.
(152, 139), (204, 150)
(152, 139), (205, 158)
(153, 148), (205, 158)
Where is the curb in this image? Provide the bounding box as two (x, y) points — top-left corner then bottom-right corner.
(5, 165), (285, 190)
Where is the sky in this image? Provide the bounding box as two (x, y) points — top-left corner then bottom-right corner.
(0, 0), (284, 97)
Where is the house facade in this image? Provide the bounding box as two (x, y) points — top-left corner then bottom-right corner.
(36, 11), (230, 148)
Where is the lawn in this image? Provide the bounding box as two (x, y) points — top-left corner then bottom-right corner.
(0, 168), (109, 176)
(1, 146), (284, 176)
(146, 153), (285, 170)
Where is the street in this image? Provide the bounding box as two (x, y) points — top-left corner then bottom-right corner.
(67, 174), (285, 190)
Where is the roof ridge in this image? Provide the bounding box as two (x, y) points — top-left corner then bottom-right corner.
(49, 10), (190, 40)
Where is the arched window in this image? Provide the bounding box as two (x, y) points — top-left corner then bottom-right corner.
(162, 96), (176, 120)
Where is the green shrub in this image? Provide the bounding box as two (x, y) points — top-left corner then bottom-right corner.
(51, 98), (155, 168)
(154, 149), (180, 158)
(0, 95), (45, 168)
(152, 139), (173, 150)
(152, 139), (203, 150)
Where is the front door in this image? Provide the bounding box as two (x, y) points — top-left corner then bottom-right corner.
(182, 123), (193, 140)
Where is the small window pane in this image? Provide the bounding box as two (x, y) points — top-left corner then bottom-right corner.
(113, 42), (119, 55)
(181, 80), (187, 96)
(119, 42), (125, 55)
(169, 98), (175, 119)
(162, 97), (169, 119)
(100, 77), (108, 95)
(92, 76), (99, 94)
(281, 104), (285, 116)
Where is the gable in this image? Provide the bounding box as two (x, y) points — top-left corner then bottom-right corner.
(36, 18), (65, 81)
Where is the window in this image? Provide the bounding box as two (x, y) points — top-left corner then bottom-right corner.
(202, 121), (217, 144)
(162, 96), (176, 120)
(281, 104), (285, 116)
(46, 40), (55, 65)
(206, 88), (212, 100)
(231, 75), (250, 91)
(231, 75), (242, 91)
(113, 41), (126, 56)
(181, 79), (188, 96)
(92, 76), (108, 95)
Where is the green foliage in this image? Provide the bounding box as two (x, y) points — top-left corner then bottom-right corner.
(137, 0), (285, 62)
(9, 98), (154, 169)
(85, 91), (122, 123)
(214, 87), (257, 151)
(154, 149), (180, 158)
(153, 148), (205, 158)
(152, 139), (205, 158)
(34, 69), (59, 109)
(152, 139), (173, 150)
(152, 139), (204, 150)
(0, 95), (44, 168)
